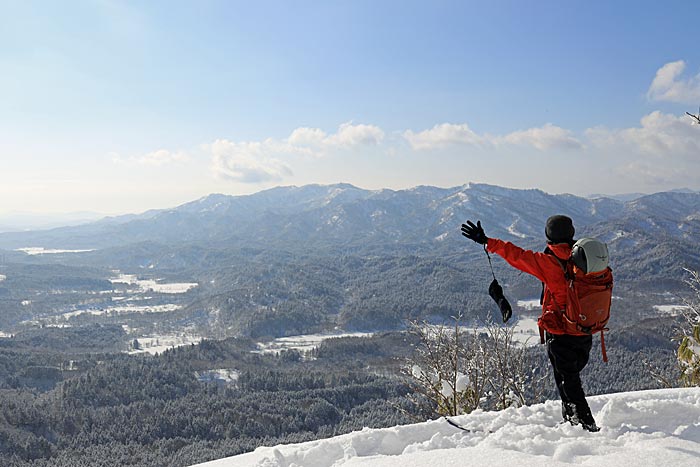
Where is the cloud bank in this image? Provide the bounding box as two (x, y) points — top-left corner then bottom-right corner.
(403, 123), (484, 150)
(587, 111), (700, 185)
(114, 60), (699, 193)
(647, 60), (700, 104)
(207, 122), (384, 183)
(403, 122), (582, 151)
(208, 139), (294, 183)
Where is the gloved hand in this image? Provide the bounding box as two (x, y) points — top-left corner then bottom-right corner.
(461, 220), (488, 245)
(489, 279), (512, 323)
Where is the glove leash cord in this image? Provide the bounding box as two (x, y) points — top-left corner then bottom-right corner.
(484, 245), (496, 281)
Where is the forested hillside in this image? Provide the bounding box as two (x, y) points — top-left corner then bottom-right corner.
(1, 184), (698, 340)
(0, 315), (683, 467)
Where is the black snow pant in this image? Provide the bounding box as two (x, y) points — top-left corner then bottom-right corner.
(546, 333), (595, 424)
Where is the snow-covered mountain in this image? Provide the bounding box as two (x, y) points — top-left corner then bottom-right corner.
(1, 183), (698, 253)
(1, 182), (697, 336)
(191, 387), (700, 467)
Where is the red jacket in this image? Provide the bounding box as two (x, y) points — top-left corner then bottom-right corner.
(486, 238), (575, 335)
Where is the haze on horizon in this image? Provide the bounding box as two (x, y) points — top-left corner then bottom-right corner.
(2, 0), (699, 216)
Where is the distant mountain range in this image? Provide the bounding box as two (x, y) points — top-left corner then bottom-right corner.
(0, 210), (106, 233)
(587, 187), (699, 202)
(1, 183), (698, 336)
(1, 183), (698, 256)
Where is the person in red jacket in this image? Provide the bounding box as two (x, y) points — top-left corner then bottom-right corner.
(461, 215), (600, 432)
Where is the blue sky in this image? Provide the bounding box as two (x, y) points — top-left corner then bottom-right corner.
(1, 0), (699, 214)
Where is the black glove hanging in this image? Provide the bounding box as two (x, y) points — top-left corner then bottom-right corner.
(482, 238), (512, 323)
(460, 220), (513, 324)
(488, 278), (512, 323)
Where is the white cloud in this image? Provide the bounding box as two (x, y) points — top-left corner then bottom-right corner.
(327, 122), (385, 147)
(288, 127), (328, 146)
(501, 123), (583, 150)
(403, 122), (581, 151)
(587, 111), (700, 155)
(647, 60), (700, 103)
(288, 122), (384, 150)
(586, 111), (700, 186)
(208, 139), (293, 183)
(112, 149), (190, 167)
(205, 122), (384, 184)
(403, 123), (483, 150)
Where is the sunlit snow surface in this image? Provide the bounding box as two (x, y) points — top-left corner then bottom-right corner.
(427, 317), (540, 348)
(653, 304), (691, 315)
(128, 334), (202, 355)
(110, 273), (198, 294)
(508, 317), (540, 345)
(254, 332), (374, 355)
(15, 247), (95, 255)
(195, 369), (240, 384)
(62, 303), (182, 319)
(191, 388), (700, 467)
(516, 299), (540, 311)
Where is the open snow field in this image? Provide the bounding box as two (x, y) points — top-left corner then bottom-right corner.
(195, 369), (240, 385)
(653, 304), (691, 315)
(508, 317), (540, 345)
(15, 247), (95, 255)
(191, 387), (700, 467)
(516, 299), (540, 311)
(128, 333), (203, 355)
(61, 303), (182, 319)
(254, 332), (375, 355)
(110, 273), (199, 294)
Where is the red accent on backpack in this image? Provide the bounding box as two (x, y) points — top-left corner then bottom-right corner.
(562, 264), (614, 362)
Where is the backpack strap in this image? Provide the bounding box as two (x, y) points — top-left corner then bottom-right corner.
(539, 247), (553, 305)
(538, 247), (570, 344)
(601, 330), (608, 363)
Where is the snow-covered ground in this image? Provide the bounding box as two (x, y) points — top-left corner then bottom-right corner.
(195, 369), (240, 384)
(509, 317), (540, 345)
(507, 220), (528, 238)
(653, 304), (691, 315)
(128, 334), (203, 355)
(254, 332), (374, 355)
(15, 247), (95, 255)
(0, 274), (6, 282)
(458, 317), (540, 347)
(516, 299), (540, 311)
(110, 273), (198, 294)
(191, 387), (700, 467)
(61, 303), (182, 319)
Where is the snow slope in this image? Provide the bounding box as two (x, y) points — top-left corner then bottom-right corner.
(191, 388), (700, 467)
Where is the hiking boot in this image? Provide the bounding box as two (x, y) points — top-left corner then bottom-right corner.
(562, 402), (600, 431)
(562, 402), (580, 425)
(582, 421), (601, 432)
(578, 406), (600, 432)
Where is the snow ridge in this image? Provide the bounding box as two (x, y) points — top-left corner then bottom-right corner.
(192, 388), (700, 467)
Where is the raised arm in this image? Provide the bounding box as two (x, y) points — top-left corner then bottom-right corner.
(486, 238), (557, 283)
(461, 220), (563, 284)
